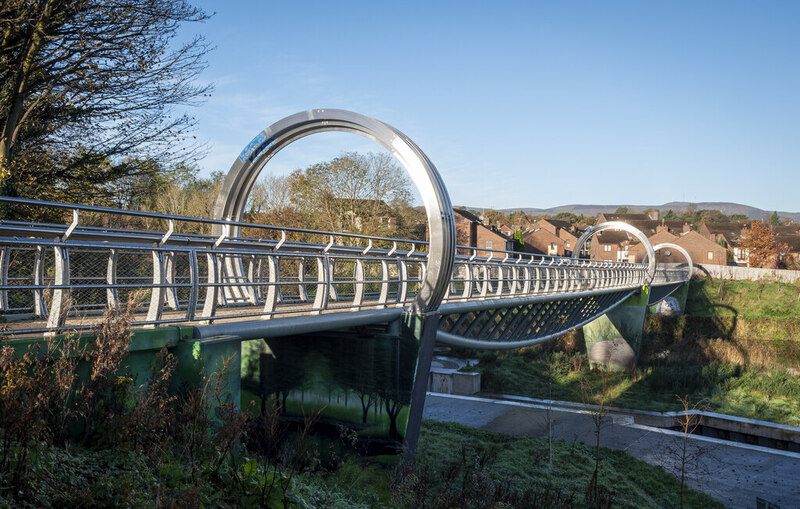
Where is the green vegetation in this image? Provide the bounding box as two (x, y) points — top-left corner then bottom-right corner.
(471, 349), (800, 426)
(465, 278), (800, 426)
(685, 279), (800, 319)
(0, 418), (720, 509)
(409, 421), (721, 509)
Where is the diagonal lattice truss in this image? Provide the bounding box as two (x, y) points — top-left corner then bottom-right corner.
(0, 198), (689, 342)
(437, 288), (636, 349)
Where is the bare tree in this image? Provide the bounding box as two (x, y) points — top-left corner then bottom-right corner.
(580, 368), (612, 507)
(0, 0), (212, 198)
(674, 395), (710, 509)
(289, 152), (413, 236)
(248, 174), (293, 214)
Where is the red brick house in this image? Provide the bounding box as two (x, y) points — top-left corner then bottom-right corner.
(630, 230), (680, 263)
(589, 230), (635, 262)
(698, 222), (746, 264)
(776, 234), (800, 267)
(676, 230), (728, 266)
(523, 218), (579, 256)
(452, 209), (513, 257)
(630, 229), (727, 266)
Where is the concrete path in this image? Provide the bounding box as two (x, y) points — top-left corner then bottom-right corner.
(423, 393), (800, 508)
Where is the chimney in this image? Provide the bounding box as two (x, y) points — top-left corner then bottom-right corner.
(683, 222), (691, 233)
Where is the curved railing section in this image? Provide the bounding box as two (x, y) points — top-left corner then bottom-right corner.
(572, 221), (657, 283)
(0, 197), (652, 337)
(647, 242), (693, 306)
(650, 242), (693, 285)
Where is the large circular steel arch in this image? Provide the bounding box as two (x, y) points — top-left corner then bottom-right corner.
(651, 242), (694, 280)
(212, 109), (456, 313)
(572, 221), (657, 282)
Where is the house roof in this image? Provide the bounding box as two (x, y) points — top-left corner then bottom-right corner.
(647, 230), (679, 244)
(454, 208), (482, 223)
(542, 219), (572, 230)
(599, 213), (651, 221)
(773, 225), (800, 236)
(595, 230), (631, 245)
(776, 234), (800, 252)
(625, 220), (659, 236)
(701, 222), (744, 235)
(663, 220), (688, 230)
(675, 230), (726, 251)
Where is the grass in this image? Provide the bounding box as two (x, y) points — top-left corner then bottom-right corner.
(469, 348), (800, 426)
(686, 279), (800, 319)
(412, 420), (722, 509)
(0, 419), (721, 509)
(298, 420), (722, 509)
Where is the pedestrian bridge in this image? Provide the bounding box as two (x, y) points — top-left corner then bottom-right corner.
(0, 109), (694, 458)
(0, 109), (691, 348)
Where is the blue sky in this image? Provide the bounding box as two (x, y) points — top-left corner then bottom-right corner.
(187, 1), (799, 212)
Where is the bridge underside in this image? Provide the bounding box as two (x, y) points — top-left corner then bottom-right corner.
(647, 282), (685, 307)
(436, 288), (636, 349)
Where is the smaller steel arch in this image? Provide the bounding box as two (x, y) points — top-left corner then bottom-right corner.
(651, 242), (693, 281)
(572, 221), (656, 282)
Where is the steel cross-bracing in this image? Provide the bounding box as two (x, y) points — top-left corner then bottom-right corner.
(0, 110), (691, 349)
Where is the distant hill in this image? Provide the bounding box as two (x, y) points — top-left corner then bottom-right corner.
(471, 202), (800, 222)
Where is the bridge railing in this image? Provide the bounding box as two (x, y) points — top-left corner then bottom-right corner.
(651, 263), (692, 285)
(1, 197), (652, 335)
(443, 247), (649, 303)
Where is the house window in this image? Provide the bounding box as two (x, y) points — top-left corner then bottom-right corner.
(549, 242), (556, 250)
(566, 240), (571, 248)
(486, 240), (492, 249)
(604, 245), (612, 252)
(707, 251), (713, 260)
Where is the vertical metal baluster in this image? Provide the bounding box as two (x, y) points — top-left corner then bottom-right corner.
(159, 220), (180, 310)
(246, 255), (258, 305)
(352, 258), (365, 311)
(164, 252), (182, 310)
(494, 265), (504, 297)
(0, 247), (7, 312)
(311, 254), (329, 314)
(378, 258), (389, 308)
(544, 262), (553, 294)
(521, 260), (532, 296)
(397, 258), (407, 304)
(47, 245), (70, 331)
(106, 248), (118, 308)
(261, 254), (279, 319)
(47, 209), (78, 333)
(254, 257), (264, 301)
(187, 250), (199, 321)
(297, 259), (308, 303)
(34, 246), (46, 316)
(145, 250), (166, 327)
(476, 264), (486, 298)
(201, 251), (219, 321)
